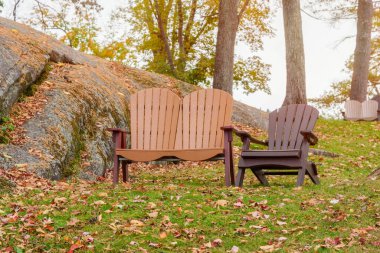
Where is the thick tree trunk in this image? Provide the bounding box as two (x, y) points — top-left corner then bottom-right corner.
(350, 0), (373, 102)
(282, 0), (307, 106)
(213, 0), (240, 95)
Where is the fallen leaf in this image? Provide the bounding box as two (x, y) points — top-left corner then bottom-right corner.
(148, 211), (158, 218)
(215, 200), (228, 207)
(231, 245), (239, 253)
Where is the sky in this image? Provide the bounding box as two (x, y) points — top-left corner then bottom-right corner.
(235, 7), (356, 112)
(1, 0), (358, 112)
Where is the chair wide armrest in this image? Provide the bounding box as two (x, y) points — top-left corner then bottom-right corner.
(221, 126), (268, 146)
(300, 130), (318, 145)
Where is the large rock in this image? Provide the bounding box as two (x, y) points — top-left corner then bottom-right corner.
(0, 18), (268, 179)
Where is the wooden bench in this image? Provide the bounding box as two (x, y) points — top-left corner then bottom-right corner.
(108, 88), (235, 186)
(343, 100), (379, 121)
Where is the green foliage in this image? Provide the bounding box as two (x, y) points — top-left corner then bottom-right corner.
(233, 56), (271, 94)
(113, 0), (273, 93)
(0, 177), (15, 194)
(0, 0), (3, 13)
(0, 116), (15, 144)
(28, 0), (134, 63)
(26, 0), (272, 94)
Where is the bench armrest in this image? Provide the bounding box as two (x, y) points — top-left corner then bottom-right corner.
(221, 126), (267, 146)
(106, 128), (130, 134)
(300, 130), (318, 146)
(107, 128), (129, 149)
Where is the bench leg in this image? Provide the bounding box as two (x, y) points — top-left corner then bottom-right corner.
(122, 161), (128, 182)
(223, 130), (234, 187)
(113, 156), (120, 185)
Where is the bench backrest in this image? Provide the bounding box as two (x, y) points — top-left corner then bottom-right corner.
(175, 89), (233, 150)
(130, 88), (181, 150)
(130, 88), (233, 150)
(344, 100), (379, 121)
(372, 95), (380, 120)
(344, 100), (362, 121)
(362, 100), (378, 121)
(268, 104), (319, 151)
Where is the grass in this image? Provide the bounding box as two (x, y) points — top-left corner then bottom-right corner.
(0, 119), (379, 252)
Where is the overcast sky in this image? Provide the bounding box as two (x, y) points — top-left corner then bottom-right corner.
(236, 8), (356, 111)
(1, 0), (357, 112)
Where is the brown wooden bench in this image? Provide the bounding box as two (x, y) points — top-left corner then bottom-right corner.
(231, 104), (320, 187)
(108, 88), (235, 186)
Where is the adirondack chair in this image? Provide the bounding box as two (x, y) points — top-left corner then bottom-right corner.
(108, 88), (235, 186)
(232, 104), (320, 187)
(343, 100), (379, 121)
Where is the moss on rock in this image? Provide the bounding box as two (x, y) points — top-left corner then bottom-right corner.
(0, 176), (15, 194)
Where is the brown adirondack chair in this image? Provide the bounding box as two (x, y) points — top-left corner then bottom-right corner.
(108, 88), (235, 186)
(232, 104), (320, 187)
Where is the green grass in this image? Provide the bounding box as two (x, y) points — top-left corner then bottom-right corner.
(0, 119), (379, 252)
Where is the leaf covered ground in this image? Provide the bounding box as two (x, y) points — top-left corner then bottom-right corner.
(0, 119), (379, 252)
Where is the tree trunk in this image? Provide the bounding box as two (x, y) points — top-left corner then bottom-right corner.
(213, 0), (240, 95)
(350, 0), (373, 102)
(176, 0), (186, 73)
(154, 0), (176, 75)
(282, 0), (307, 106)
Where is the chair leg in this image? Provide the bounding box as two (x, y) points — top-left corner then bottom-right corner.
(251, 169), (269, 186)
(113, 156), (120, 185)
(306, 162), (320, 185)
(121, 161), (129, 183)
(235, 167), (245, 187)
(296, 165), (307, 187)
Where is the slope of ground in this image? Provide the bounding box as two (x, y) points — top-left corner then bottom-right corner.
(0, 17), (268, 179)
(0, 119), (379, 252)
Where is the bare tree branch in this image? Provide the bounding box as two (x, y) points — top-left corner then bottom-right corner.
(238, 0), (250, 22)
(12, 0), (22, 21)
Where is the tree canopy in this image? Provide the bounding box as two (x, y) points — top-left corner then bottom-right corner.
(113, 0), (272, 93)
(23, 0), (273, 94)
(28, 0), (134, 63)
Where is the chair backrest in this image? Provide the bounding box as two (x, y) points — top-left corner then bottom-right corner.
(175, 89), (233, 150)
(130, 88), (181, 150)
(362, 100), (378, 121)
(344, 100), (362, 121)
(268, 104), (319, 151)
(130, 88), (233, 151)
